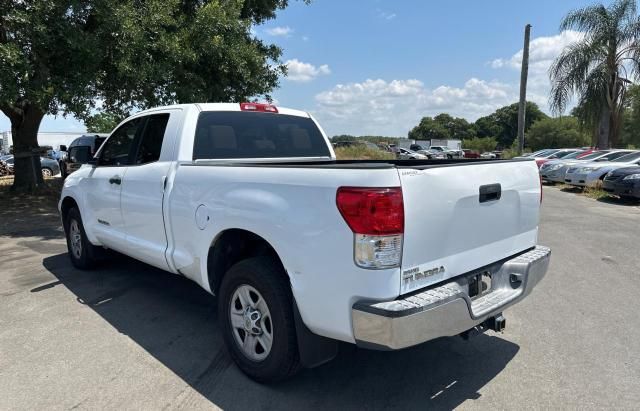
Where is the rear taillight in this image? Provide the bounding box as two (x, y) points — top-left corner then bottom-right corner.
(336, 187), (404, 269)
(240, 102), (278, 113)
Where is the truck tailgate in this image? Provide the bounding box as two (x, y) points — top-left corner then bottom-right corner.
(399, 160), (541, 294)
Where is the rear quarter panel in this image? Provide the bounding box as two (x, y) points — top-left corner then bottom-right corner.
(167, 164), (401, 343)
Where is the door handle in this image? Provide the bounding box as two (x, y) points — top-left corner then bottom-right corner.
(109, 175), (122, 185)
(479, 183), (501, 203)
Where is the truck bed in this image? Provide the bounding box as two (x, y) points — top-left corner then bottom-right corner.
(191, 158), (533, 169)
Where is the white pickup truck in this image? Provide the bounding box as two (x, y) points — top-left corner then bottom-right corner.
(59, 103), (550, 382)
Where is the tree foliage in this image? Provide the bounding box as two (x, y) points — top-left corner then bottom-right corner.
(549, 0), (640, 148)
(474, 102), (547, 148)
(85, 112), (122, 133)
(462, 137), (497, 154)
(525, 117), (591, 151)
(407, 101), (546, 149)
(0, 0), (296, 190)
(408, 113), (474, 141)
(331, 135), (403, 145)
(620, 83), (640, 148)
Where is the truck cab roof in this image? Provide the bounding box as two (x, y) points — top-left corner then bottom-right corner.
(133, 103), (311, 119)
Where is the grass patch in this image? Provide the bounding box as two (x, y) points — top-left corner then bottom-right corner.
(553, 181), (612, 200)
(334, 146), (395, 160)
(582, 186), (610, 200)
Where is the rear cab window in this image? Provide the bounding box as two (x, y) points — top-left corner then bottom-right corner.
(193, 111), (331, 160)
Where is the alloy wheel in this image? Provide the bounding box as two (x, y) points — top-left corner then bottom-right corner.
(229, 284), (273, 361)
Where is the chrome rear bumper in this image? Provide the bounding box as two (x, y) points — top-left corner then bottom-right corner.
(352, 246), (551, 350)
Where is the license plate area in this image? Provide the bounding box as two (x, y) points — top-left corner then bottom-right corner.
(468, 271), (492, 299)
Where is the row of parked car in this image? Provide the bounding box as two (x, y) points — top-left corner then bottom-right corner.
(0, 154), (61, 177)
(518, 148), (640, 200)
(0, 134), (105, 179)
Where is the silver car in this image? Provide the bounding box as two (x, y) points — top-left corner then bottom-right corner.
(564, 151), (640, 188)
(540, 150), (633, 183)
(0, 155), (61, 177)
(398, 148), (428, 160)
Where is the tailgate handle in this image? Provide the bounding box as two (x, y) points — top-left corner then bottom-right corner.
(479, 183), (501, 203)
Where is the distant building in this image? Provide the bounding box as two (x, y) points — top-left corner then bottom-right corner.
(0, 131), (93, 154)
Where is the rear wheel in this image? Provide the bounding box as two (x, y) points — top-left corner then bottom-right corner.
(218, 256), (300, 382)
(64, 207), (101, 269)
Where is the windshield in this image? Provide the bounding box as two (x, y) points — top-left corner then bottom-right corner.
(578, 150), (608, 160)
(553, 151), (578, 159)
(528, 150), (548, 156)
(533, 149), (555, 157)
(193, 112), (331, 160)
(595, 151), (633, 161)
(611, 151), (640, 162)
(558, 151), (583, 160)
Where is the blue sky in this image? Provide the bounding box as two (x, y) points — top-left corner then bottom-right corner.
(1, 0), (595, 137)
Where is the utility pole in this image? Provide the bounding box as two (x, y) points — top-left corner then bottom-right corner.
(517, 24), (531, 155)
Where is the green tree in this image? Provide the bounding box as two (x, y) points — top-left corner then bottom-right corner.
(408, 113), (475, 141)
(549, 0), (640, 149)
(570, 101), (599, 147)
(491, 102), (547, 148)
(0, 0), (297, 191)
(474, 115), (502, 139)
(85, 112), (122, 134)
(462, 137), (497, 154)
(330, 135), (358, 143)
(620, 84), (640, 147)
(525, 117), (591, 151)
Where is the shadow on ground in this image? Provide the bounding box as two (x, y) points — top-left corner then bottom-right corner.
(41, 252), (519, 410)
(0, 178), (62, 237)
(596, 195), (640, 207)
(559, 186), (583, 194)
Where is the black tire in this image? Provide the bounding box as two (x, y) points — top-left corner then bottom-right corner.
(218, 256), (300, 382)
(64, 207), (101, 269)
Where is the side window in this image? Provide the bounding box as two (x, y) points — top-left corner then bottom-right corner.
(99, 118), (143, 166)
(69, 146), (91, 163)
(135, 114), (170, 165)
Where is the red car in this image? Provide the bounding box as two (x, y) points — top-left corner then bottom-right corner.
(462, 149), (480, 158)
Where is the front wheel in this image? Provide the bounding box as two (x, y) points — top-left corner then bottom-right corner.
(42, 167), (52, 178)
(218, 256), (300, 382)
(64, 207), (101, 269)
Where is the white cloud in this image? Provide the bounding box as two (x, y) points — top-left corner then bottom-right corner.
(305, 30), (585, 136)
(285, 59), (331, 82)
(313, 78), (514, 136)
(376, 9), (396, 20)
(490, 30), (584, 109)
(265, 26), (293, 37)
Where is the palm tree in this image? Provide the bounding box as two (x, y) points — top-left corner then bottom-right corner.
(549, 0), (640, 148)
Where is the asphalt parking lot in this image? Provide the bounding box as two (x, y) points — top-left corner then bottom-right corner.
(1, 186), (639, 410)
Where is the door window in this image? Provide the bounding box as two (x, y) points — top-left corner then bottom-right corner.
(135, 114), (170, 164)
(99, 118), (143, 166)
(69, 146), (91, 163)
